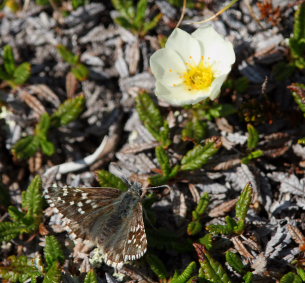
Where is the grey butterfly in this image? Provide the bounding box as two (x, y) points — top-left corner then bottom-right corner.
(44, 184), (147, 268)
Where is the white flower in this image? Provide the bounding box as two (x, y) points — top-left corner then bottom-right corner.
(150, 25), (235, 106)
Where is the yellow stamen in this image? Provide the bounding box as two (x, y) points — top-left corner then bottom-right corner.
(182, 58), (214, 91)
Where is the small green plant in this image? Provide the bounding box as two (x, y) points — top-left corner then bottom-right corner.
(207, 183), (253, 235)
(0, 234), (64, 282)
(182, 119), (208, 143)
(288, 83), (305, 144)
(136, 92), (171, 148)
(289, 3), (305, 69)
(171, 261), (197, 283)
(194, 243), (253, 283)
(96, 169), (129, 191)
(72, 0), (87, 9)
(57, 45), (89, 81)
(84, 270), (99, 283)
(280, 272), (303, 283)
(0, 45), (31, 87)
(0, 232), (99, 282)
(190, 100), (237, 121)
(0, 176), (43, 243)
(111, 0), (162, 36)
(0, 255), (44, 283)
(149, 146), (180, 185)
(146, 253), (168, 280)
(13, 95), (86, 159)
(136, 92), (223, 186)
(241, 124), (264, 164)
(187, 193), (210, 236)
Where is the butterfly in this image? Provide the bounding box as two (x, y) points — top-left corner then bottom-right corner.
(44, 183), (147, 269)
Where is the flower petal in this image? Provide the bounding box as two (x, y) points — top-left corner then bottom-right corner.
(192, 25), (235, 71)
(150, 48), (186, 86)
(208, 74), (228, 100)
(155, 82), (211, 106)
(165, 28), (202, 65)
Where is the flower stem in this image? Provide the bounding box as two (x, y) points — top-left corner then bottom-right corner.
(176, 0), (187, 28)
(194, 0), (241, 24)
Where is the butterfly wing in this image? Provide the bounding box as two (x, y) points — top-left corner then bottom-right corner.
(44, 186), (122, 241)
(101, 201), (147, 268)
(45, 186), (147, 268)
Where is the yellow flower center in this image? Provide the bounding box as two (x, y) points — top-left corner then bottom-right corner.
(182, 57), (214, 91)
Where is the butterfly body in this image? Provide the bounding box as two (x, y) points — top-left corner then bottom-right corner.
(44, 185), (147, 268)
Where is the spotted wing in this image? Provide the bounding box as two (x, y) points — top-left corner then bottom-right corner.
(44, 186), (122, 241)
(100, 201), (147, 268)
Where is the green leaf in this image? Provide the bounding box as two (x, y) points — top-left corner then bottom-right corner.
(155, 146), (171, 176)
(187, 220), (202, 236)
(146, 253), (168, 279)
(171, 262), (197, 283)
(243, 272), (253, 283)
(298, 137), (305, 144)
(0, 222), (25, 242)
(197, 247), (232, 283)
(297, 268), (305, 281)
(39, 136), (56, 156)
(8, 206), (26, 222)
(142, 13), (162, 35)
(111, 0), (134, 18)
(72, 0), (86, 9)
(181, 138), (221, 171)
(71, 63), (89, 81)
(57, 45), (79, 65)
(199, 233), (213, 250)
(0, 65), (11, 81)
(44, 236), (65, 269)
(159, 121), (172, 147)
(225, 251), (245, 274)
(149, 165), (180, 186)
(42, 261), (61, 283)
(280, 272), (302, 283)
(247, 124), (259, 150)
(149, 174), (171, 186)
(35, 113), (51, 137)
(241, 150), (264, 164)
(290, 83), (305, 116)
(3, 45), (16, 76)
(208, 103), (237, 119)
(0, 255), (43, 283)
(134, 0), (147, 29)
(136, 92), (164, 138)
(188, 193), (210, 236)
(235, 183), (253, 223)
(113, 16), (134, 30)
(22, 175), (43, 218)
(13, 135), (40, 160)
(182, 120), (208, 143)
(195, 193), (210, 217)
(13, 62), (31, 85)
(51, 95), (85, 127)
(96, 170), (128, 191)
(84, 269), (98, 283)
(35, 0), (50, 5)
(206, 216), (236, 235)
(292, 3), (305, 40)
(290, 3), (305, 69)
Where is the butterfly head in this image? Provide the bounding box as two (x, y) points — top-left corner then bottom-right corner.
(127, 182), (143, 195)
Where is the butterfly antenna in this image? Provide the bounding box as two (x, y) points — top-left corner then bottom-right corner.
(145, 184), (171, 191)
